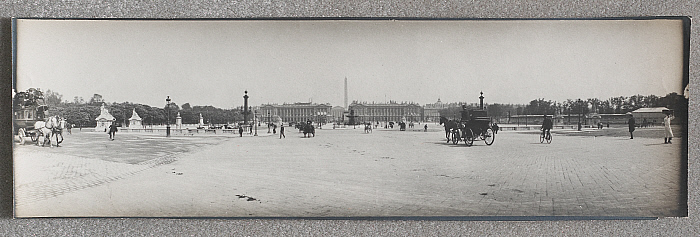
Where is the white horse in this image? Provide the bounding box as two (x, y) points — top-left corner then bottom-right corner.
(33, 116), (63, 147)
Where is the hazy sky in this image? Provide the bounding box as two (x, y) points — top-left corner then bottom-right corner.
(15, 19), (685, 108)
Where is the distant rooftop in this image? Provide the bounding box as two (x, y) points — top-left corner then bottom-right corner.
(632, 107), (669, 113)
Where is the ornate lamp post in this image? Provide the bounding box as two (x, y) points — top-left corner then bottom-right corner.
(267, 111), (271, 133)
(166, 96), (171, 137)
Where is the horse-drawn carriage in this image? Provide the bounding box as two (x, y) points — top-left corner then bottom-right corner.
(439, 96), (496, 146)
(296, 120), (315, 137)
(13, 89), (65, 146)
(13, 103), (48, 145)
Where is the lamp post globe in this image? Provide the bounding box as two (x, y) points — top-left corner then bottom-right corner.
(166, 96), (171, 137)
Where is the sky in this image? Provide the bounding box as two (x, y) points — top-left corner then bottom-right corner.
(15, 19), (685, 109)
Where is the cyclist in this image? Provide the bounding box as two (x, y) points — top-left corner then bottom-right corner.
(541, 115), (553, 140)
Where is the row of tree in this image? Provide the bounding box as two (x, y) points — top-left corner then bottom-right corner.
(39, 91), (245, 127)
(439, 93), (688, 119)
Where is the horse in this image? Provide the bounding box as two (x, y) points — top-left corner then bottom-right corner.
(439, 116), (459, 143)
(33, 116), (61, 147)
(302, 123), (315, 137)
(364, 123), (372, 133)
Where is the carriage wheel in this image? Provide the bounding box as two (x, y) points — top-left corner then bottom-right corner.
(451, 130), (459, 145)
(464, 129), (474, 146)
(484, 128), (495, 146)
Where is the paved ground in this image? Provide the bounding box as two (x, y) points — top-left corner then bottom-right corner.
(13, 125), (685, 218)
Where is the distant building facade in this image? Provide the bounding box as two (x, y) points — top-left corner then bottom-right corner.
(330, 106), (345, 122)
(422, 98), (472, 122)
(260, 102), (332, 124)
(348, 101), (423, 123)
(632, 107), (672, 125)
(422, 98), (449, 122)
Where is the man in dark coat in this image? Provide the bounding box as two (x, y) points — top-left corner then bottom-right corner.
(541, 115), (553, 140)
(108, 122), (118, 140)
(238, 126), (243, 137)
(279, 125), (285, 139)
(627, 113), (635, 139)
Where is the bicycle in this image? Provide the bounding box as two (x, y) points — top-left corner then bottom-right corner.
(540, 128), (552, 144)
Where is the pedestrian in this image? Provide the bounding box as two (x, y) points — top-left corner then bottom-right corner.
(238, 126), (243, 137)
(424, 124), (428, 132)
(273, 124), (277, 134)
(280, 125), (285, 139)
(492, 123), (499, 134)
(627, 112), (635, 139)
(663, 111), (674, 144)
(108, 122), (118, 140)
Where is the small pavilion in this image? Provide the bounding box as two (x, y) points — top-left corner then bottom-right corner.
(129, 108), (142, 128)
(94, 103), (115, 132)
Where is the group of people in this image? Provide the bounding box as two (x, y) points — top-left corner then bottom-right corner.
(235, 124), (286, 138)
(627, 112), (675, 143)
(538, 113), (675, 144)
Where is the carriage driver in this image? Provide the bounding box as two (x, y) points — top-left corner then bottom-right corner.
(541, 115), (553, 138)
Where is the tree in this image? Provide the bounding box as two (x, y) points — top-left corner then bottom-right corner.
(73, 96), (85, 104)
(44, 90), (63, 107)
(523, 98), (556, 115)
(181, 103), (192, 110)
(89, 94), (104, 104)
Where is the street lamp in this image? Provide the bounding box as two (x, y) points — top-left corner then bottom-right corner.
(267, 111), (271, 133)
(166, 96), (171, 137)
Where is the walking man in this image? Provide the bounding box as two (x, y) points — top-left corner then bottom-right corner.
(108, 122), (118, 140)
(663, 111), (674, 144)
(280, 125), (285, 139)
(627, 112), (635, 139)
(424, 124), (428, 132)
(238, 126), (243, 137)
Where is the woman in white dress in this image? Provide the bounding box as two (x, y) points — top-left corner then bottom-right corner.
(663, 111), (674, 144)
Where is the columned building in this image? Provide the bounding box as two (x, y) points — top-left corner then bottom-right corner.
(422, 98), (447, 122)
(348, 101), (423, 123)
(260, 102), (332, 124)
(422, 99), (475, 122)
(330, 106), (345, 123)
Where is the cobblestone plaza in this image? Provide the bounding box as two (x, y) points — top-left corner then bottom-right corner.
(13, 125), (685, 218)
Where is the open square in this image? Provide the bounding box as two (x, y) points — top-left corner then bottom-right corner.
(14, 125), (684, 217)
